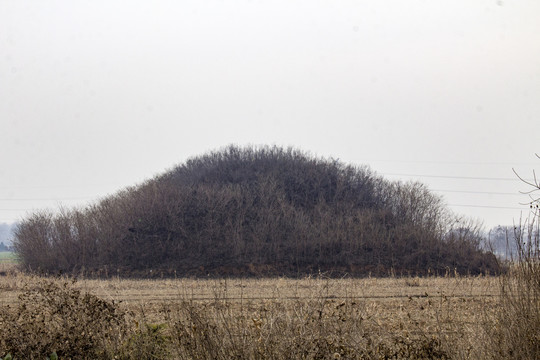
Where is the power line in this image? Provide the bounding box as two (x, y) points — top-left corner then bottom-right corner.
(0, 209), (41, 211)
(432, 189), (520, 196)
(2, 203), (528, 213)
(0, 205), (92, 211)
(448, 204), (526, 210)
(0, 183), (127, 190)
(358, 159), (539, 166)
(0, 190), (523, 202)
(383, 173), (526, 181)
(0, 197), (94, 201)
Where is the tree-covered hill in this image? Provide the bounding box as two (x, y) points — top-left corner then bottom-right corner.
(14, 145), (497, 277)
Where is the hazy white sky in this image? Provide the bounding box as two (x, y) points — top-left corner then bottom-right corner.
(1, 0), (539, 229)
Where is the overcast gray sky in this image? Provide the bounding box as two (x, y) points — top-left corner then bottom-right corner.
(1, 0), (539, 230)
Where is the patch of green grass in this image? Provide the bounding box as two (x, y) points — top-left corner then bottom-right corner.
(0, 252), (18, 264)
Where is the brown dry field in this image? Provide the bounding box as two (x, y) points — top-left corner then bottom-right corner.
(0, 263), (506, 359)
(0, 263), (500, 329)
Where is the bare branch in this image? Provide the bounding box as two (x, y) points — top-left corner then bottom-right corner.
(513, 168), (540, 189)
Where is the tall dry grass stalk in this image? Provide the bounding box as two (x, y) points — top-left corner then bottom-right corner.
(483, 214), (540, 360)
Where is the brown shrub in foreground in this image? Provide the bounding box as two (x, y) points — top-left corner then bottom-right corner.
(482, 217), (540, 360)
(0, 279), (126, 359)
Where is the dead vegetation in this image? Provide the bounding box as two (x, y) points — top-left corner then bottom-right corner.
(0, 270), (507, 359)
(0, 252), (537, 359)
(13, 145), (498, 277)
(482, 215), (540, 360)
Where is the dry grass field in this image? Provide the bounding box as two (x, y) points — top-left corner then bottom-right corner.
(0, 263), (519, 360)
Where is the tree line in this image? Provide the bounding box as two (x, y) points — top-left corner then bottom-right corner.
(13, 145), (498, 277)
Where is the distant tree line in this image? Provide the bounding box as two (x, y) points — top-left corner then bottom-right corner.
(0, 223), (15, 247)
(484, 225), (540, 260)
(13, 145), (498, 277)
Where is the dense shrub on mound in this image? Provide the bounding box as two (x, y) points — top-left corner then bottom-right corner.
(13, 145), (497, 276)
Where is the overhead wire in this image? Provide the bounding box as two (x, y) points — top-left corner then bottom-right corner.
(356, 158), (540, 166)
(447, 204), (526, 210)
(0, 197), (94, 201)
(0, 168), (535, 223)
(432, 189), (519, 196)
(382, 173), (526, 181)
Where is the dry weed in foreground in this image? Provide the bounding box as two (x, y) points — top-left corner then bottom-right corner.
(481, 223), (540, 360)
(0, 273), (503, 359)
(0, 278), (127, 359)
(166, 297), (453, 359)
